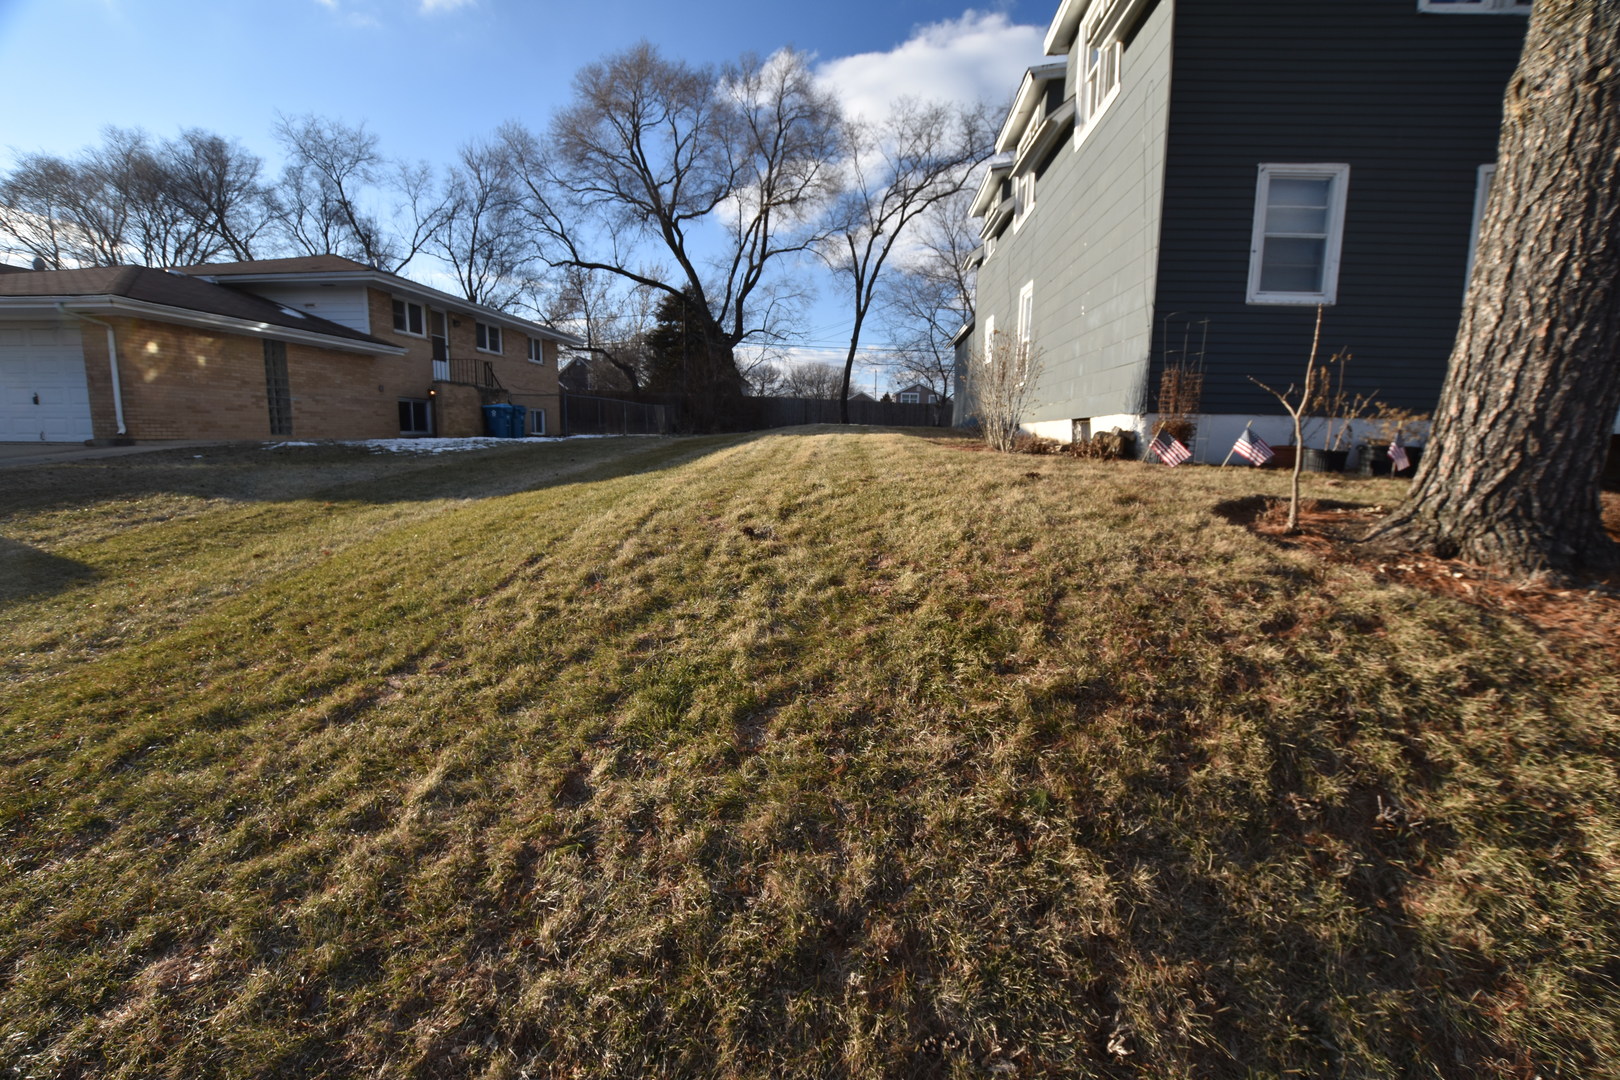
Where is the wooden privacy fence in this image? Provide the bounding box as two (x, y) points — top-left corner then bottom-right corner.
(558, 392), (952, 435)
(751, 397), (951, 430)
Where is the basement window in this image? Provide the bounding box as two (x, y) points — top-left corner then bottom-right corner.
(399, 398), (431, 436)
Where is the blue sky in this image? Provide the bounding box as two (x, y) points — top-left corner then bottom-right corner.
(0, 0), (1047, 380)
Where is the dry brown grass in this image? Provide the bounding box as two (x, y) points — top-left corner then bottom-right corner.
(1, 430), (1617, 1079)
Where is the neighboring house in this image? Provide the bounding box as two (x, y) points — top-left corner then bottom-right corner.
(958, 0), (1534, 460)
(893, 383), (945, 406)
(0, 254), (581, 443)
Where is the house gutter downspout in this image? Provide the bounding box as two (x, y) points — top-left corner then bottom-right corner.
(57, 305), (126, 436)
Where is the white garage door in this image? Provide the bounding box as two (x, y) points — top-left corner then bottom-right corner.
(0, 323), (93, 442)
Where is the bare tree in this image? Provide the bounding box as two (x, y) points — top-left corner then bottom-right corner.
(0, 152), (95, 268)
(969, 329), (1044, 453)
(880, 182), (982, 402)
(0, 127), (270, 268)
(548, 265), (662, 394)
(431, 138), (535, 311)
(270, 114), (448, 272)
(820, 99), (994, 422)
(779, 360), (846, 399)
(504, 43), (843, 427)
(1368, 0), (1620, 580)
(164, 130), (273, 260)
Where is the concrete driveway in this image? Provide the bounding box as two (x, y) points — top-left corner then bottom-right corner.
(0, 441), (230, 469)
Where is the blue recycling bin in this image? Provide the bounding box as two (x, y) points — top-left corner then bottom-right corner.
(481, 404), (516, 438)
(510, 404), (528, 436)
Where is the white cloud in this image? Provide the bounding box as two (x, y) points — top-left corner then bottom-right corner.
(419, 0), (474, 11)
(815, 10), (1045, 123)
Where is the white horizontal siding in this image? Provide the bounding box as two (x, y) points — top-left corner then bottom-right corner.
(241, 286), (372, 334)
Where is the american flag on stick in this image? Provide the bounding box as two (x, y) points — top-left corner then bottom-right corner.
(1389, 441), (1411, 473)
(1232, 428), (1274, 466)
(1150, 431), (1191, 467)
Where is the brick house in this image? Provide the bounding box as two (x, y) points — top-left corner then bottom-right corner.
(0, 254), (581, 443)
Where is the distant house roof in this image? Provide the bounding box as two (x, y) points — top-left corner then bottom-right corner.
(0, 263), (34, 275)
(0, 265), (402, 354)
(171, 254), (373, 276)
(173, 255), (584, 347)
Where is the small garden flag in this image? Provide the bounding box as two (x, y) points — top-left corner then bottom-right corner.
(1389, 441), (1411, 473)
(1150, 431), (1191, 467)
(1232, 429), (1274, 466)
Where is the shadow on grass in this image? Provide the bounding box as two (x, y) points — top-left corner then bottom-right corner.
(0, 536), (98, 602)
(0, 433), (757, 519)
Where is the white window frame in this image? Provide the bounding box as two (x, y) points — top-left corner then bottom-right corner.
(392, 298), (425, 337)
(528, 407), (547, 436)
(527, 337), (546, 364)
(1013, 171), (1036, 230)
(1417, 0), (1531, 13)
(1017, 281), (1034, 351)
(982, 314), (996, 363)
(1246, 163), (1351, 306)
(1073, 1), (1126, 150)
(475, 321), (503, 355)
(899, 391), (920, 404)
(1465, 163), (1497, 286)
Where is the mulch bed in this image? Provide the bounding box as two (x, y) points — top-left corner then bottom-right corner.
(1217, 489), (1620, 659)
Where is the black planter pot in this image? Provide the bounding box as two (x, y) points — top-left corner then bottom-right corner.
(1357, 443), (1424, 477)
(1300, 447), (1348, 473)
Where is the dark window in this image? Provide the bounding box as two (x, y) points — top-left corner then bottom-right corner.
(398, 398), (431, 435)
(476, 322), (502, 353)
(392, 299), (424, 335)
(264, 341), (292, 436)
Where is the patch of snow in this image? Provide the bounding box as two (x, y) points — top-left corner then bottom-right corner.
(263, 435), (665, 455)
(278, 306), (308, 319)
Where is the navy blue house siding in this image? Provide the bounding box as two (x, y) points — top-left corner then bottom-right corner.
(1149, 0), (1526, 415)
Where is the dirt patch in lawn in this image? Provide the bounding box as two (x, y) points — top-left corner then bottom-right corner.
(1215, 491), (1620, 659)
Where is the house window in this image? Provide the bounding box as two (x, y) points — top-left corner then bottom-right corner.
(476, 321), (503, 354)
(1417, 0), (1531, 13)
(392, 299), (424, 336)
(1013, 172), (1036, 229)
(527, 337), (545, 364)
(1083, 38), (1120, 122)
(1466, 163), (1497, 285)
(1246, 163), (1350, 305)
(1017, 281), (1034, 351)
(1081, 4), (1123, 125)
(899, 391), (921, 404)
(264, 340), (292, 436)
(982, 314), (996, 362)
(399, 398), (431, 436)
(528, 407), (547, 436)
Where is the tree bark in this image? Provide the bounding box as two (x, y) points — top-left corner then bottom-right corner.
(1369, 0), (1620, 580)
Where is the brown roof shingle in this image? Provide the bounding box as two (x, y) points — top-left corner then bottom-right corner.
(0, 265), (393, 349)
(170, 254), (375, 277)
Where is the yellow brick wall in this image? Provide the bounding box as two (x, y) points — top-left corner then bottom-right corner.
(73, 292), (567, 443)
(79, 316), (420, 442)
(366, 286), (564, 437)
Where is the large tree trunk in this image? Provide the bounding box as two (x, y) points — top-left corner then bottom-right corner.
(1369, 0), (1620, 580)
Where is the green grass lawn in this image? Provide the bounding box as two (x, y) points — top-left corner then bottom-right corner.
(2, 429), (1616, 1079)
